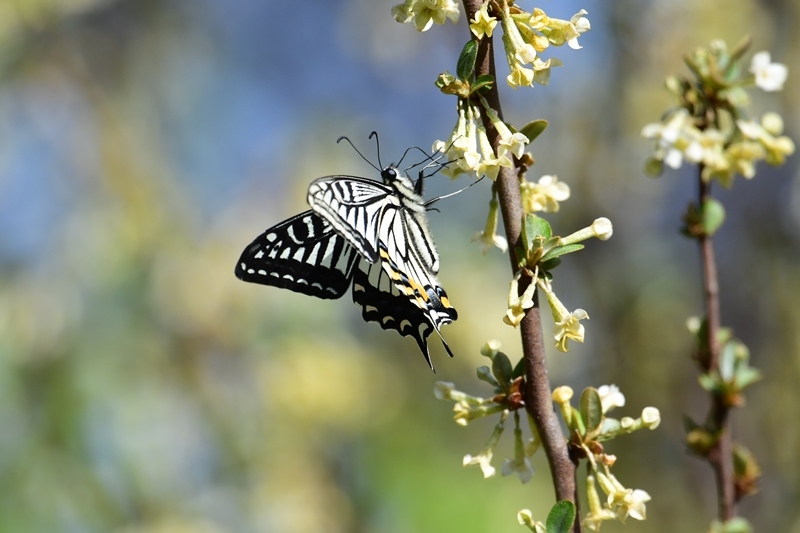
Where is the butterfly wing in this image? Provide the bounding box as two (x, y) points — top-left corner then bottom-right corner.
(378, 204), (457, 333)
(307, 176), (393, 263)
(235, 210), (359, 299)
(352, 258), (443, 371)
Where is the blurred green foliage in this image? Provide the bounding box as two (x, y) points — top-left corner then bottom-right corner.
(0, 0), (798, 532)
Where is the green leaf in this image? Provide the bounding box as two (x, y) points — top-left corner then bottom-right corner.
(511, 356), (525, 379)
(698, 372), (720, 393)
(539, 258), (561, 271)
(492, 351), (514, 392)
(540, 243), (584, 262)
(545, 500), (576, 533)
(522, 214), (551, 253)
(457, 40), (479, 80)
(519, 119), (548, 143)
(701, 198), (726, 236)
(470, 74), (494, 95)
(476, 365), (500, 388)
(580, 387), (603, 435)
(734, 367), (762, 390)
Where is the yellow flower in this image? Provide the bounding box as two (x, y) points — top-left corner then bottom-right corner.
(554, 308), (588, 352)
(469, 1), (497, 39)
(504, 276), (536, 328)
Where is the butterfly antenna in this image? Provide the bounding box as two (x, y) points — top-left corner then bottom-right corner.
(424, 175), (485, 207)
(398, 145), (431, 169)
(337, 135), (381, 173)
(368, 131), (384, 170)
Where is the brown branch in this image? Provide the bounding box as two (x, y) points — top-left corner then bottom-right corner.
(697, 175), (735, 521)
(461, 0), (578, 524)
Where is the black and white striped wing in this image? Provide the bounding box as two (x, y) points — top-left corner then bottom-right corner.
(307, 176), (393, 263)
(352, 258), (451, 371)
(235, 210), (359, 299)
(377, 205), (457, 338)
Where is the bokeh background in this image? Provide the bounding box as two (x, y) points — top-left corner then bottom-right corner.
(1, 0), (798, 531)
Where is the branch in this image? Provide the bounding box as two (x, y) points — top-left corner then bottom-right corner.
(697, 175), (735, 521)
(461, 0), (578, 519)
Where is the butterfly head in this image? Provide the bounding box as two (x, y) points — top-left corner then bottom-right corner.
(381, 165), (419, 196)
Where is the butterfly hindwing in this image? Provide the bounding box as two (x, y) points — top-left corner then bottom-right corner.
(352, 258), (441, 370)
(235, 210), (359, 299)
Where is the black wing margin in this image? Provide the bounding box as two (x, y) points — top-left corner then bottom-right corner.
(352, 258), (457, 371)
(235, 210), (359, 299)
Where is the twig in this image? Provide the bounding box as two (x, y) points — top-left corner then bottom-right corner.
(697, 175), (735, 521)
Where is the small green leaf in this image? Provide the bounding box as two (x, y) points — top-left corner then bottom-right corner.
(492, 351), (514, 392)
(545, 500), (576, 533)
(718, 517), (753, 533)
(644, 157), (664, 177)
(701, 198), (726, 236)
(522, 214), (551, 250)
(476, 365), (500, 388)
(580, 387), (603, 435)
(539, 257), (561, 272)
(698, 372), (720, 393)
(470, 74), (494, 94)
(457, 40), (479, 80)
(435, 71), (456, 89)
(519, 119), (548, 143)
(734, 367), (762, 390)
(511, 356), (525, 379)
(540, 243), (584, 263)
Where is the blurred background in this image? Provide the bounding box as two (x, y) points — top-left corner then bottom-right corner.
(0, 0), (798, 531)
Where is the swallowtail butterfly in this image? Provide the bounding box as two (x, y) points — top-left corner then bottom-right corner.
(235, 136), (458, 371)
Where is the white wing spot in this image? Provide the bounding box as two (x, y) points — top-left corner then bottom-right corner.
(254, 250), (264, 259)
(280, 248), (291, 259)
(266, 233), (277, 242)
(306, 242), (321, 265)
(258, 270), (267, 275)
(293, 248), (305, 261)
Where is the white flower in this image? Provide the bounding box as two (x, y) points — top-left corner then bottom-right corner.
(504, 276), (536, 328)
(641, 110), (704, 169)
(481, 99), (530, 160)
(463, 451), (496, 478)
(750, 51), (787, 92)
(597, 384), (625, 413)
(567, 10), (590, 49)
(592, 217), (613, 240)
(392, 0), (460, 32)
(520, 175), (571, 213)
(554, 308), (588, 352)
(641, 407), (661, 429)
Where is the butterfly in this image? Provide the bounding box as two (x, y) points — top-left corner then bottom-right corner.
(235, 134), (459, 371)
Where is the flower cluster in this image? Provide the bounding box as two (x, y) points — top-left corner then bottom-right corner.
(435, 342), (540, 483)
(642, 41), (794, 187)
(391, 0), (459, 32)
(642, 109), (795, 187)
(550, 385), (660, 531)
(393, 1), (589, 89)
(433, 97), (529, 181)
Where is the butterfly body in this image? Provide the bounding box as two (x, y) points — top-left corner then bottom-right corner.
(236, 164), (457, 371)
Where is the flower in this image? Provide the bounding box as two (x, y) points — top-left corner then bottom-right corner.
(552, 386), (574, 404)
(469, 1), (497, 39)
(475, 118), (511, 180)
(392, 0), (460, 32)
(584, 475), (617, 531)
(472, 197), (508, 253)
(480, 99), (529, 159)
(520, 175), (570, 213)
(501, 424), (535, 483)
(737, 117), (795, 167)
(463, 450), (496, 478)
(641, 407), (661, 429)
(567, 10), (591, 49)
(504, 276), (536, 328)
(558, 217), (614, 246)
(597, 384), (625, 413)
(750, 51), (787, 92)
(463, 414), (507, 478)
(641, 109), (704, 170)
(554, 308), (588, 352)
(598, 471), (651, 522)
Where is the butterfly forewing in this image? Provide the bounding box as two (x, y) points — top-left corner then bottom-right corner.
(307, 176), (393, 263)
(235, 210), (359, 299)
